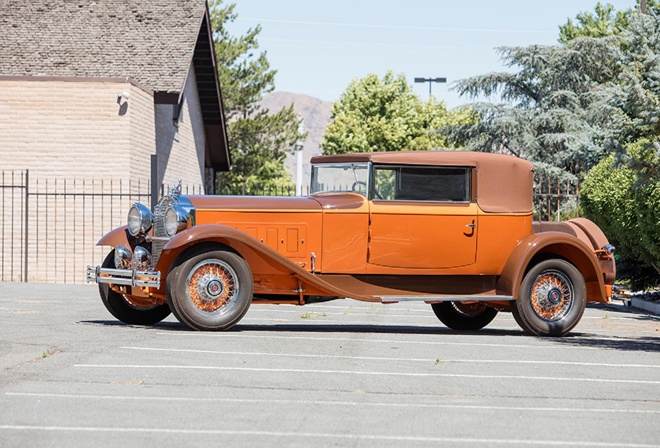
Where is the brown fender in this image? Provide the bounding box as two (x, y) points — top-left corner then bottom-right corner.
(497, 231), (608, 303)
(160, 224), (378, 302)
(96, 226), (130, 248)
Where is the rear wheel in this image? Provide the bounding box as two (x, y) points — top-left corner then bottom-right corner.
(99, 250), (171, 325)
(167, 246), (253, 331)
(431, 301), (498, 331)
(512, 259), (586, 337)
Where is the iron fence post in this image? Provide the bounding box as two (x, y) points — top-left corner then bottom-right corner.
(24, 170), (29, 282)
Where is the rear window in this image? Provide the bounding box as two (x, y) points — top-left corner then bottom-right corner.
(373, 166), (470, 202)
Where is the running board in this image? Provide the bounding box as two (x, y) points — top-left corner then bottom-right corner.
(377, 295), (513, 304)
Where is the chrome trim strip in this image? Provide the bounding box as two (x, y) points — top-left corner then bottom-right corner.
(86, 266), (161, 288)
(377, 295), (513, 303)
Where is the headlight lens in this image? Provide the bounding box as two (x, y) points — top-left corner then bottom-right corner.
(127, 203), (154, 236)
(133, 246), (152, 271)
(164, 204), (189, 238)
(114, 245), (133, 269)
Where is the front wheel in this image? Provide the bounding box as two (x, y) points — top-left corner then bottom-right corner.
(99, 251), (171, 325)
(511, 259), (586, 337)
(431, 302), (498, 331)
(167, 246), (254, 331)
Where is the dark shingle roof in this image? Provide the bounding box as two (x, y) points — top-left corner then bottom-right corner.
(0, 0), (207, 93)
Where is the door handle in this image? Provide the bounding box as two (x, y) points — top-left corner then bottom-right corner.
(464, 219), (476, 237)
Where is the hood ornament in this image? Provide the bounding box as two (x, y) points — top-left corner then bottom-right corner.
(167, 180), (183, 198)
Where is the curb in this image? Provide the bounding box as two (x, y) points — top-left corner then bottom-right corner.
(631, 297), (660, 316)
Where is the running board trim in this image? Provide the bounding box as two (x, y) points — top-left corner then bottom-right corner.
(377, 295), (513, 304)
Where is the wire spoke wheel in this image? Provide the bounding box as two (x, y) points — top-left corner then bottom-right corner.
(187, 260), (239, 315)
(99, 250), (171, 325)
(167, 246), (253, 331)
(530, 270), (573, 321)
(431, 301), (498, 331)
(512, 259), (586, 337)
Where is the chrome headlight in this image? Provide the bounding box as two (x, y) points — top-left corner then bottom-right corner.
(114, 245), (133, 269)
(133, 246), (152, 271)
(127, 203), (154, 236)
(164, 204), (189, 238)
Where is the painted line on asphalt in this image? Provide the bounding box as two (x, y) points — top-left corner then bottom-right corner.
(0, 425), (656, 447)
(6, 392), (660, 415)
(213, 318), (659, 335)
(122, 346), (660, 369)
(73, 364), (660, 385)
(248, 307), (654, 322)
(154, 332), (606, 350)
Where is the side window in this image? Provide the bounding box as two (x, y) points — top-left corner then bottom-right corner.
(372, 166), (470, 202)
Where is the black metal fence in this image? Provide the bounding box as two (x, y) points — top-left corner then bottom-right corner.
(1, 170), (578, 284)
(0, 171), (204, 283)
(533, 177), (580, 221)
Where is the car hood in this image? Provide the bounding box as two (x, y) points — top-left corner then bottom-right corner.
(185, 195), (323, 212)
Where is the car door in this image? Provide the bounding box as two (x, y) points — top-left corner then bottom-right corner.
(368, 165), (478, 270)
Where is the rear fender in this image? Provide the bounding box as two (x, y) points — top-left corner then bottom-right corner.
(497, 232), (608, 303)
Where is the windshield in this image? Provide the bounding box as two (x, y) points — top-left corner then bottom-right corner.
(310, 163), (370, 196)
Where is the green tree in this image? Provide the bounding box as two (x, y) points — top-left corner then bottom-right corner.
(321, 71), (473, 155)
(580, 10), (660, 280)
(559, 1), (660, 43)
(558, 2), (628, 43)
(209, 1), (302, 192)
(445, 38), (620, 180)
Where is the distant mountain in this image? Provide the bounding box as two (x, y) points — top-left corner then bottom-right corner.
(259, 91), (334, 186)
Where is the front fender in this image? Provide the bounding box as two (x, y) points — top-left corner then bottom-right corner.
(96, 226), (129, 248)
(497, 232), (608, 303)
(160, 224), (375, 301)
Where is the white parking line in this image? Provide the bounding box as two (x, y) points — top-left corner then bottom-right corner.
(154, 332), (604, 350)
(238, 318), (658, 333)
(73, 364), (660, 384)
(248, 307), (655, 322)
(0, 425), (656, 447)
(122, 346), (660, 369)
(6, 392), (660, 415)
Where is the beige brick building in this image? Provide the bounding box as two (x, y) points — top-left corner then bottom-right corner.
(0, 0), (230, 283)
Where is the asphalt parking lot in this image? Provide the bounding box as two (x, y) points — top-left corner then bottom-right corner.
(0, 281), (659, 447)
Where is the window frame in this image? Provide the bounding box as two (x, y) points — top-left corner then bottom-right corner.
(369, 164), (473, 203)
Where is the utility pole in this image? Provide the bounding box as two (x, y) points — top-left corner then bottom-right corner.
(641, 0), (647, 13)
(294, 118), (305, 196)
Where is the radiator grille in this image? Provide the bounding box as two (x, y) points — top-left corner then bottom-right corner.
(151, 195), (177, 268)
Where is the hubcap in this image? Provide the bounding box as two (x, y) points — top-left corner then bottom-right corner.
(186, 259), (239, 314)
(530, 270), (573, 321)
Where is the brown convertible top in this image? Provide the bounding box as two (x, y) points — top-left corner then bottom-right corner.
(310, 151), (534, 213)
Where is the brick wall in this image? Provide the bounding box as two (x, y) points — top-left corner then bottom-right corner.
(0, 77), (206, 283)
(0, 79), (155, 185)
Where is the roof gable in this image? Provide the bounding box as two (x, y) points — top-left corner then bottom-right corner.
(0, 0), (206, 93)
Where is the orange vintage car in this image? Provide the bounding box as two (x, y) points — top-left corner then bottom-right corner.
(87, 151), (616, 336)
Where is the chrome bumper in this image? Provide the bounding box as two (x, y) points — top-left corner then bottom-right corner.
(86, 265), (161, 288)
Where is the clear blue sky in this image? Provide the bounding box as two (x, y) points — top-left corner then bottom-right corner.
(227, 0), (636, 108)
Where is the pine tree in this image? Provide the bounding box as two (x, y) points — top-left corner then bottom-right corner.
(209, 1), (302, 193)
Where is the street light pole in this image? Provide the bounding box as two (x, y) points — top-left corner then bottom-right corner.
(414, 77), (447, 97)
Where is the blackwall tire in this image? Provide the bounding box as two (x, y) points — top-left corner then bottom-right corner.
(512, 259), (586, 337)
(431, 302), (498, 331)
(99, 251), (171, 325)
(167, 246), (253, 331)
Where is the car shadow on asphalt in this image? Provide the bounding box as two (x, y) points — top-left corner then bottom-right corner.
(81, 319), (520, 336)
(548, 333), (660, 353)
(80, 319), (660, 353)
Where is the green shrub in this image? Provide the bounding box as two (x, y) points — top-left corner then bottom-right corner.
(581, 153), (660, 289)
